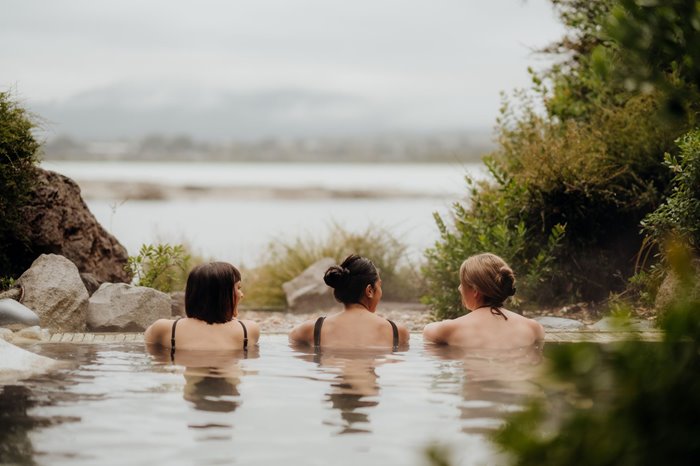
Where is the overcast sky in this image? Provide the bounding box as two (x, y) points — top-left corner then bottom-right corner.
(1, 0), (565, 140)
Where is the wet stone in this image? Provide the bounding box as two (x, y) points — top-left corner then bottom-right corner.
(533, 316), (585, 331)
(0, 299), (40, 331)
(15, 326), (45, 341)
(587, 317), (655, 332)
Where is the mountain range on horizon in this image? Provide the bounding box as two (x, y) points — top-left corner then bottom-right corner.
(27, 82), (491, 143)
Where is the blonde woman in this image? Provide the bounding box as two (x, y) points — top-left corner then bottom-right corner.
(423, 253), (544, 348)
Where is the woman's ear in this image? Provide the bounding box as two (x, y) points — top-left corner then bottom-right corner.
(366, 283), (374, 298)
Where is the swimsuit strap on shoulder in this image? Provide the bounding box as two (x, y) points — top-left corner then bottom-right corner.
(238, 320), (248, 351)
(313, 316), (326, 347)
(170, 317), (182, 362)
(386, 319), (399, 350)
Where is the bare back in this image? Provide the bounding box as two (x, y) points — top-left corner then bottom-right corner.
(290, 310), (409, 349)
(145, 317), (260, 351)
(424, 308), (543, 349)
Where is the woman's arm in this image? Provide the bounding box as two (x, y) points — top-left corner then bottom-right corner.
(289, 320), (315, 345)
(242, 320), (261, 345)
(144, 319), (171, 346)
(422, 320), (453, 344)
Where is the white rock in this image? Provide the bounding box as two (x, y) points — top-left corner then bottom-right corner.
(0, 298), (40, 330)
(0, 338), (59, 384)
(15, 325), (43, 340)
(18, 254), (89, 332)
(87, 283), (171, 331)
(533, 316), (585, 330)
(0, 327), (14, 342)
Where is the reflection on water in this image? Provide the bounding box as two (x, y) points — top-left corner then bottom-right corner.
(425, 343), (545, 436)
(2, 336), (557, 465)
(292, 346), (401, 435)
(147, 344), (260, 430)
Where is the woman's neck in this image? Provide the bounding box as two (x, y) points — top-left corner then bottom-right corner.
(345, 302), (371, 312)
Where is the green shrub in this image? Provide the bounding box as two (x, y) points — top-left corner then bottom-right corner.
(125, 243), (191, 292)
(0, 91), (40, 277)
(243, 223), (420, 307)
(492, 243), (700, 465)
(642, 128), (700, 254)
(423, 162), (565, 320)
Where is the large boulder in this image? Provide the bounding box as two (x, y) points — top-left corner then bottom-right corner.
(18, 254), (89, 332)
(0, 299), (40, 330)
(87, 283), (171, 331)
(282, 258), (342, 313)
(0, 338), (60, 384)
(18, 168), (131, 283)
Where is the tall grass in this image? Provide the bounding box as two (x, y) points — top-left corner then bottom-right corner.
(243, 223), (421, 307)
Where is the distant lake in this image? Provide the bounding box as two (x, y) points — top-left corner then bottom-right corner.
(42, 161), (488, 266)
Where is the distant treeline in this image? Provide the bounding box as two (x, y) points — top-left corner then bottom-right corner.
(42, 132), (493, 163)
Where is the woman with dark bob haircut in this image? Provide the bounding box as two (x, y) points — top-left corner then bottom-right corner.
(145, 262), (259, 354)
(289, 254), (409, 349)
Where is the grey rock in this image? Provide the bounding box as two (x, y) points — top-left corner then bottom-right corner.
(170, 291), (186, 317)
(15, 326), (43, 340)
(533, 316), (585, 330)
(87, 283), (171, 331)
(282, 258), (342, 313)
(587, 317), (654, 331)
(80, 273), (102, 296)
(0, 328), (13, 342)
(0, 287), (22, 301)
(0, 299), (40, 330)
(18, 254), (89, 332)
(0, 338), (59, 384)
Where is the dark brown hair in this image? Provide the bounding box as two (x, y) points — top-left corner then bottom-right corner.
(323, 254), (379, 304)
(185, 262), (241, 324)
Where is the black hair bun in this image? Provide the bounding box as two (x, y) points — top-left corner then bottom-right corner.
(323, 265), (350, 289)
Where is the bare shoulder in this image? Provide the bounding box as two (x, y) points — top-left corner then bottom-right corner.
(144, 318), (174, 345)
(528, 318), (545, 340)
(289, 319), (316, 345)
(423, 319), (457, 344)
(391, 320), (411, 345)
(241, 319), (261, 344)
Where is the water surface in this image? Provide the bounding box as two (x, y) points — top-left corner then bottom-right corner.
(1, 335), (543, 466)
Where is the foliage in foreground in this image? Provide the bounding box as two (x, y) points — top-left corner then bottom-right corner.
(493, 244), (700, 465)
(244, 223), (420, 307)
(0, 91), (41, 278)
(125, 243), (192, 293)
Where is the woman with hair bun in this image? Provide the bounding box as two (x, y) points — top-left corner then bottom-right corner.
(289, 254), (409, 349)
(423, 253), (544, 348)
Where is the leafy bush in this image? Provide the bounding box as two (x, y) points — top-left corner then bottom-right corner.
(643, 128), (700, 254)
(0, 91), (40, 277)
(125, 243), (191, 292)
(243, 223), (420, 307)
(423, 163), (565, 320)
(492, 243), (700, 465)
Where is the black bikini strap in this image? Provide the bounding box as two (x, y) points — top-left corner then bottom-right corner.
(170, 317), (182, 362)
(238, 320), (248, 351)
(313, 316), (326, 348)
(387, 319), (399, 350)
